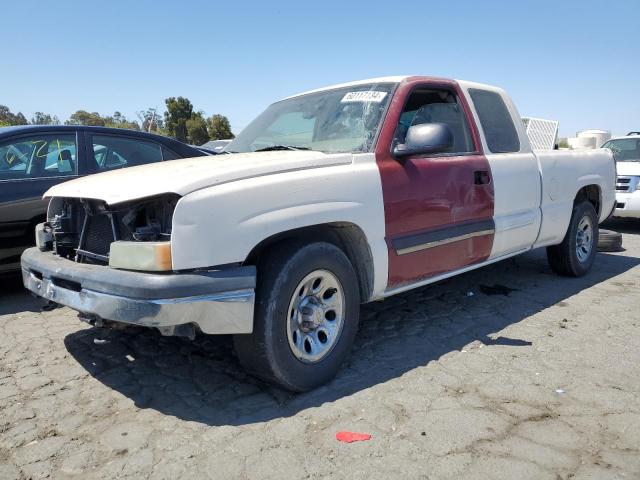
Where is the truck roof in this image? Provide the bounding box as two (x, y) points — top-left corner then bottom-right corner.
(281, 76), (505, 102)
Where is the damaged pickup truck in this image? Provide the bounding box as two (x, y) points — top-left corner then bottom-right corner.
(22, 76), (616, 391)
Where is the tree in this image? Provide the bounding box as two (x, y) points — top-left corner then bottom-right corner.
(206, 114), (234, 140)
(137, 108), (164, 133)
(66, 110), (105, 126)
(164, 97), (193, 142)
(0, 105), (28, 125)
(30, 112), (60, 125)
(186, 112), (209, 145)
(103, 111), (140, 130)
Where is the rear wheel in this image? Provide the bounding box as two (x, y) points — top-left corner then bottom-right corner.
(233, 241), (360, 392)
(547, 201), (598, 276)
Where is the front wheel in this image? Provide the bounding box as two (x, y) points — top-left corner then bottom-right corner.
(233, 241), (360, 392)
(547, 201), (599, 277)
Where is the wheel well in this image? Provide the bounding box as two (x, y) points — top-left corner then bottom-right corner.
(574, 185), (601, 216)
(244, 223), (375, 302)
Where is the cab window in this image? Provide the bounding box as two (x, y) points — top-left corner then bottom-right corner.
(91, 135), (163, 171)
(0, 134), (77, 181)
(393, 88), (475, 154)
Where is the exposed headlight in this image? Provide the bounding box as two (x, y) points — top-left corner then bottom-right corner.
(109, 241), (172, 271)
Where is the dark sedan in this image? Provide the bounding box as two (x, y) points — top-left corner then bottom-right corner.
(0, 125), (207, 274)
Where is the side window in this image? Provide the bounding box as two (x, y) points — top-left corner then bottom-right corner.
(91, 135), (163, 171)
(468, 89), (520, 153)
(0, 134), (77, 181)
(394, 88), (474, 154)
(161, 146), (181, 160)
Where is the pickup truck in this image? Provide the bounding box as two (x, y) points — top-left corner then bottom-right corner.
(602, 134), (640, 218)
(21, 76), (616, 391)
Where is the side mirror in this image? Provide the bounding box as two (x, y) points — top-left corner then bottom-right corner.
(393, 123), (453, 158)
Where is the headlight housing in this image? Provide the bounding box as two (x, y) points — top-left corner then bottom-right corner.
(109, 241), (172, 271)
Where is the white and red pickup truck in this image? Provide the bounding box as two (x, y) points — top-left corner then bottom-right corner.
(22, 76), (616, 391)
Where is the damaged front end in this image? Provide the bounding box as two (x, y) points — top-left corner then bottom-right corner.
(22, 192), (256, 336)
(38, 194), (179, 271)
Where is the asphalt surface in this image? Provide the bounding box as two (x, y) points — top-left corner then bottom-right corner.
(1, 219), (639, 479)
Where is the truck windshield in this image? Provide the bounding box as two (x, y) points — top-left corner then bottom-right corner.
(602, 138), (640, 162)
(227, 83), (395, 154)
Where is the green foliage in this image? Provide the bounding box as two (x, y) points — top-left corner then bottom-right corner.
(0, 105), (27, 125)
(206, 114), (234, 140)
(64, 110), (139, 130)
(4, 99), (234, 144)
(65, 110), (105, 126)
(558, 138), (569, 149)
(30, 112), (60, 125)
(164, 97), (193, 142)
(103, 111), (140, 130)
(186, 112), (209, 145)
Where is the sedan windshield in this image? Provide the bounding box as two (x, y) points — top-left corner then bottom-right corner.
(602, 138), (640, 162)
(227, 83), (395, 154)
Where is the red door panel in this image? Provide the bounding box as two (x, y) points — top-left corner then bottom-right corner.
(375, 77), (495, 288)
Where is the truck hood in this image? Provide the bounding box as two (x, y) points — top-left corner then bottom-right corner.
(45, 150), (352, 204)
(616, 161), (640, 176)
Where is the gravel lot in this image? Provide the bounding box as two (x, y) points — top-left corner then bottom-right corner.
(1, 219), (639, 480)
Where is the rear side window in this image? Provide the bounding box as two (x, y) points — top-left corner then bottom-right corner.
(91, 135), (163, 171)
(469, 89), (520, 153)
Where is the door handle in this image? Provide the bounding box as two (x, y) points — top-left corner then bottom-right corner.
(474, 170), (490, 185)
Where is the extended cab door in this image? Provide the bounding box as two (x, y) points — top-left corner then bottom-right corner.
(375, 79), (495, 289)
(461, 84), (542, 259)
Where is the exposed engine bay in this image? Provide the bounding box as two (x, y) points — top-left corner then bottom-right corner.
(41, 194), (179, 265)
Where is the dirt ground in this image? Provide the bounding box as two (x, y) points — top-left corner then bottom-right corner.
(1, 219), (639, 480)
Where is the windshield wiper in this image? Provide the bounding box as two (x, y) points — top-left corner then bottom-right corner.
(254, 145), (311, 152)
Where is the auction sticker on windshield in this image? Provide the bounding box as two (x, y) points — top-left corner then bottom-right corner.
(341, 91), (388, 103)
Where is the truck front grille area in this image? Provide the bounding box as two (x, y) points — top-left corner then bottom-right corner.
(616, 176), (639, 192)
(46, 195), (179, 266)
(75, 212), (117, 263)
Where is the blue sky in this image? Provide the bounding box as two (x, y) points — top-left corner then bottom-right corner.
(2, 0), (638, 137)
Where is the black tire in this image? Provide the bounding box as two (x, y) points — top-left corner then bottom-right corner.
(598, 229), (623, 252)
(546, 201), (599, 277)
(233, 241), (360, 392)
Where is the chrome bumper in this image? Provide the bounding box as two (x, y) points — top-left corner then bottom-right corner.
(21, 248), (255, 334)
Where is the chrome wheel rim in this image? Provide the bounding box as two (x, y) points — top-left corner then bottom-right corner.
(576, 215), (594, 263)
(286, 269), (345, 363)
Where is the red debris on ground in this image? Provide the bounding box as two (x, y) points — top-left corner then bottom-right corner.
(335, 431), (372, 443)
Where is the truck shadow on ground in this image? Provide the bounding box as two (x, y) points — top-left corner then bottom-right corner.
(64, 248), (640, 426)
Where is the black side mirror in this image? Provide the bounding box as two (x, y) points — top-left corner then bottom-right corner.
(393, 123), (453, 158)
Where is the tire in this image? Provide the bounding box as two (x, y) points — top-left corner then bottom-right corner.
(598, 229), (623, 252)
(546, 201), (599, 277)
(233, 241), (360, 392)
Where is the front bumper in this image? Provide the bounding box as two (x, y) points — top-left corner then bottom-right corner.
(613, 191), (640, 219)
(21, 248), (256, 334)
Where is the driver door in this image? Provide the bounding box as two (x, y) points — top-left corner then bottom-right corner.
(375, 79), (495, 288)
